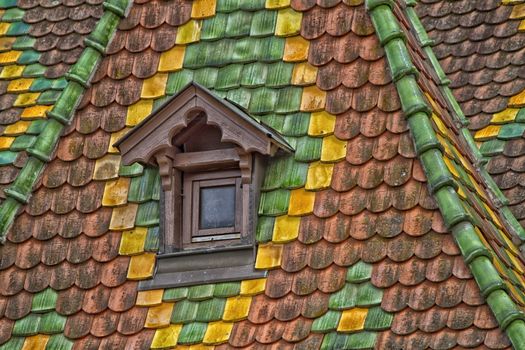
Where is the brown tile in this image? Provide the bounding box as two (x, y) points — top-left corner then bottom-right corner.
(292, 333), (323, 350)
(15, 238), (42, 269)
(229, 320), (257, 347)
(390, 307), (420, 335)
(265, 269), (292, 298)
(322, 212), (351, 243)
(457, 327), (486, 348)
(4, 291), (32, 320)
(82, 208), (111, 237)
(0, 241), (16, 270)
(68, 157), (95, 187)
(67, 234), (93, 264)
(275, 293), (304, 321)
(132, 49), (160, 79)
(255, 319), (285, 344)
(413, 231), (443, 260)
(65, 311), (93, 339)
(77, 182), (104, 214)
(397, 258), (426, 286)
(316, 264), (346, 293)
(281, 240), (309, 272)
(24, 264), (52, 293)
(83, 284), (110, 314)
(435, 277), (465, 308)
(91, 231), (120, 262)
(43, 160), (69, 189)
(0, 318), (13, 345)
(381, 285), (409, 313)
(372, 258), (399, 288)
(56, 286), (85, 315)
(50, 261), (78, 290)
(282, 317), (312, 343)
(407, 281), (436, 312)
(75, 259), (101, 289)
(100, 256), (130, 288)
(117, 307), (148, 335)
(425, 255), (453, 282)
(90, 309), (119, 337)
(248, 294), (277, 324)
(41, 236), (69, 266)
(123, 329), (154, 350)
(361, 236), (388, 263)
(291, 267), (320, 296)
(73, 335), (101, 350)
(99, 332), (127, 350)
(150, 24), (177, 52)
(108, 281), (137, 312)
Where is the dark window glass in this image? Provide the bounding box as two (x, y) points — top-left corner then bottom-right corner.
(199, 185), (236, 229)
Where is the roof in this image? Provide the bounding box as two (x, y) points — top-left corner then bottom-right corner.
(1, 0), (525, 349)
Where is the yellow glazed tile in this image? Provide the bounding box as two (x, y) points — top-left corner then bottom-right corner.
(119, 226), (148, 255)
(108, 128), (131, 153)
(292, 62), (317, 86)
(337, 307), (368, 332)
(491, 108), (519, 124)
(151, 324), (182, 349)
(0, 37), (15, 51)
(127, 252), (156, 280)
(158, 46), (185, 72)
(4, 120), (30, 135)
(223, 296), (252, 321)
(301, 85), (326, 112)
(126, 99), (153, 126)
(21, 335), (50, 350)
(321, 135), (347, 162)
(93, 154), (121, 180)
(20, 105), (51, 120)
(0, 50), (21, 64)
(346, 0), (364, 5)
(266, 0), (290, 8)
(288, 188), (315, 215)
(189, 345), (215, 350)
(240, 278), (266, 296)
(145, 302), (175, 328)
(203, 321), (233, 345)
(308, 111), (335, 136)
(509, 89), (525, 107)
(13, 92), (40, 107)
(511, 4), (525, 19)
(136, 289), (164, 306)
(0, 136), (14, 150)
(431, 113), (448, 135)
(276, 8), (302, 37)
(457, 185), (466, 200)
(191, 0), (216, 18)
(7, 78), (32, 92)
(102, 177), (130, 207)
(306, 161), (334, 190)
(272, 215), (300, 243)
(109, 203), (138, 230)
(443, 157), (459, 178)
(176, 19), (202, 45)
(283, 36), (309, 62)
(255, 243), (283, 269)
(141, 73), (169, 99)
(0, 23), (9, 35)
(520, 19), (525, 31)
(0, 64), (24, 78)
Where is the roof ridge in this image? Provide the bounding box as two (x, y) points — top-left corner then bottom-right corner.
(366, 0), (525, 347)
(0, 0), (131, 242)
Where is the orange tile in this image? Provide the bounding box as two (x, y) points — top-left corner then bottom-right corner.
(288, 188), (315, 215)
(21, 335), (50, 350)
(283, 36), (309, 62)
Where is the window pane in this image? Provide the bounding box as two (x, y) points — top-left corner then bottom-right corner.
(199, 185), (236, 229)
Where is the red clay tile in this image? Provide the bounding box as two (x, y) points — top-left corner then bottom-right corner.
(41, 236), (69, 266)
(312, 189), (340, 218)
(75, 260), (101, 289)
(316, 264), (346, 293)
(90, 309), (119, 337)
(117, 306), (148, 335)
(397, 258), (427, 286)
(333, 238), (363, 267)
(248, 294), (277, 324)
(108, 281), (137, 312)
(83, 284), (110, 314)
(4, 291), (32, 320)
(99, 332), (127, 350)
(265, 269), (293, 299)
(67, 234), (93, 264)
(435, 277), (465, 308)
(0, 318), (13, 345)
(322, 212), (351, 243)
(282, 317), (312, 343)
(51, 261), (78, 291)
(255, 319), (286, 344)
(65, 311), (93, 339)
(123, 329), (154, 350)
(72, 335), (101, 350)
(56, 286), (85, 315)
(275, 293), (304, 321)
(229, 320), (257, 347)
(24, 264), (52, 292)
(291, 267), (320, 296)
(282, 240), (309, 272)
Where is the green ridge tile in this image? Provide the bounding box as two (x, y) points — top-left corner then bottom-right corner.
(216, 0), (241, 13)
(144, 226), (160, 251)
(12, 314), (41, 336)
(25, 120), (46, 135)
(46, 334), (73, 350)
(163, 287), (189, 302)
(10, 135), (36, 151)
(187, 284), (215, 300)
(258, 113), (285, 132)
(248, 87), (278, 114)
(294, 136), (322, 162)
(22, 63), (46, 78)
(226, 88), (252, 110)
(119, 163), (144, 177)
(178, 322), (207, 345)
(201, 12), (228, 40)
(346, 261), (373, 283)
(364, 306), (393, 330)
(135, 201), (159, 227)
(255, 36), (285, 62)
(232, 37), (258, 63)
(275, 87), (302, 113)
(0, 337), (23, 350)
(240, 62), (268, 87)
(17, 50), (40, 65)
(0, 0), (17, 9)
(329, 284), (357, 310)
(171, 300), (199, 323)
(282, 112), (310, 137)
(498, 123), (525, 140)
(215, 64), (243, 90)
(6, 21), (30, 36)
(256, 215), (274, 242)
(32, 288), (58, 313)
(166, 69), (194, 95)
(251, 10), (277, 37)
(239, 0), (265, 10)
(2, 8), (24, 21)
(266, 62), (293, 88)
(195, 298), (226, 322)
(356, 283), (383, 307)
(12, 36), (35, 50)
(311, 310), (341, 333)
(193, 67), (219, 88)
(29, 78), (53, 92)
(213, 282), (241, 297)
(225, 11), (253, 38)
(39, 311), (66, 334)
(128, 167), (157, 203)
(258, 189), (290, 216)
(0, 151), (17, 165)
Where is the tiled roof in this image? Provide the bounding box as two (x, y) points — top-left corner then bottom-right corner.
(1, 0), (525, 349)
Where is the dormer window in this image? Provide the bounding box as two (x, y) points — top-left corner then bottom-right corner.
(115, 83), (292, 288)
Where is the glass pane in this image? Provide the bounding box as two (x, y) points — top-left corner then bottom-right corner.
(199, 185), (236, 229)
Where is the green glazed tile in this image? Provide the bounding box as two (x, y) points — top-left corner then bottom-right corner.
(311, 310), (341, 333)
(248, 87), (278, 114)
(151, 172), (160, 201)
(213, 282), (241, 297)
(128, 167), (157, 203)
(17, 50), (40, 65)
(178, 322), (207, 345)
(135, 201), (159, 227)
(364, 306), (393, 330)
(256, 215), (274, 242)
(251, 10), (277, 37)
(144, 226), (160, 252)
(10, 135), (36, 151)
(0, 0), (17, 9)
(12, 36), (35, 50)
(294, 136), (322, 162)
(171, 300), (199, 323)
(12, 314), (41, 336)
(119, 162), (144, 177)
(51, 78), (68, 90)
(2, 8), (24, 22)
(282, 160), (308, 189)
(282, 112), (310, 137)
(232, 37), (258, 63)
(6, 21), (30, 36)
(328, 284), (357, 310)
(216, 0), (241, 13)
(193, 67), (219, 88)
(343, 331), (378, 349)
(225, 11), (253, 38)
(163, 287), (189, 302)
(29, 78), (53, 92)
(215, 64), (243, 90)
(31, 288), (58, 313)
(255, 36), (285, 62)
(515, 109), (525, 122)
(498, 123), (525, 140)
(166, 69), (194, 95)
(356, 282), (383, 307)
(240, 62), (268, 87)
(22, 63), (46, 78)
(46, 334), (74, 350)
(187, 284), (215, 300)
(226, 88), (252, 110)
(201, 12), (228, 41)
(152, 95), (171, 112)
(0, 151), (18, 165)
(346, 261), (373, 283)
(275, 86), (302, 113)
(320, 332), (338, 350)
(0, 337), (23, 350)
(195, 298), (226, 322)
(266, 62), (293, 88)
(39, 312), (66, 334)
(26, 120), (46, 135)
(258, 188), (290, 216)
(239, 0), (265, 10)
(258, 113), (285, 133)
